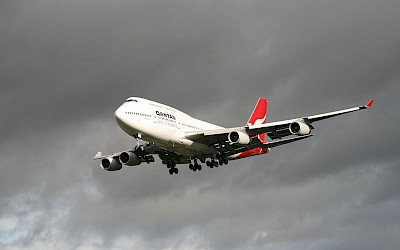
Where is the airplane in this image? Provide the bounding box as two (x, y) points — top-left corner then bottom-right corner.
(94, 97), (374, 175)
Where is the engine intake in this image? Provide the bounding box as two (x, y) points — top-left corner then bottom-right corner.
(228, 131), (250, 144)
(119, 152), (141, 166)
(289, 121), (311, 135)
(101, 157), (122, 171)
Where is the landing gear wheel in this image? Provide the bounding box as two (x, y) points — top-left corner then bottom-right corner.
(211, 160), (218, 168)
(190, 159), (202, 172)
(169, 167), (178, 175)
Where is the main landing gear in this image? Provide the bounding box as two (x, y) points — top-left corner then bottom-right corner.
(167, 157), (229, 175)
(167, 162), (178, 175)
(206, 159), (218, 168)
(189, 157), (229, 172)
(206, 158), (228, 168)
(189, 159), (202, 172)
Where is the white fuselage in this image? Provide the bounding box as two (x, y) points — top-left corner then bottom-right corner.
(114, 97), (224, 157)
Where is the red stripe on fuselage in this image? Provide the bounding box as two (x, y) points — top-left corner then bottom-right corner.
(235, 147), (269, 159)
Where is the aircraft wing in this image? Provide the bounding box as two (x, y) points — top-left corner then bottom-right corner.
(185, 99), (373, 153)
(247, 99), (373, 139)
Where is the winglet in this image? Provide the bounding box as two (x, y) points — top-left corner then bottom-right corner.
(365, 99), (374, 108)
(93, 152), (102, 160)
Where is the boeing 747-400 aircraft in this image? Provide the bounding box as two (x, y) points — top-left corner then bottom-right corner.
(94, 97), (373, 175)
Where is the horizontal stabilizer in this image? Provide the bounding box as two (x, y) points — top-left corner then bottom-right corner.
(93, 152), (103, 160)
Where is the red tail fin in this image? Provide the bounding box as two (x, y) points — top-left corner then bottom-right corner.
(247, 98), (268, 142)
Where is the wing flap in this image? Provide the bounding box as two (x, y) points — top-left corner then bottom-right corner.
(264, 134), (313, 148)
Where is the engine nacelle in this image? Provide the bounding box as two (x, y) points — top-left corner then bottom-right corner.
(228, 131), (250, 144)
(289, 121), (311, 135)
(119, 152), (141, 166)
(101, 157), (122, 171)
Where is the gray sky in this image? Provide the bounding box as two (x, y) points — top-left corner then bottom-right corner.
(1, 0), (400, 249)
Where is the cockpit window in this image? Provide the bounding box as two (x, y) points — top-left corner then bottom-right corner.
(126, 99), (138, 103)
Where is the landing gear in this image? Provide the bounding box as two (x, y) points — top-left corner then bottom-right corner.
(182, 156), (229, 174)
(206, 158), (228, 168)
(219, 159), (228, 166)
(206, 159), (219, 168)
(168, 167), (178, 175)
(133, 133), (142, 148)
(215, 153), (228, 167)
(167, 162), (178, 175)
(189, 159), (202, 172)
(135, 144), (145, 152)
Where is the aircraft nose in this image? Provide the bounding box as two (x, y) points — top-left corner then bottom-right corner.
(114, 106), (124, 123)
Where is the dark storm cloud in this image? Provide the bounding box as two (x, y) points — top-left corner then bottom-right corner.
(1, 0), (400, 249)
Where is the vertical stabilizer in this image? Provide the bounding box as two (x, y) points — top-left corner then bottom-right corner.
(246, 98), (268, 142)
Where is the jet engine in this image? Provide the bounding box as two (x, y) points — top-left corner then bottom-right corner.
(228, 131), (250, 144)
(289, 121), (311, 135)
(119, 152), (141, 166)
(101, 157), (122, 171)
